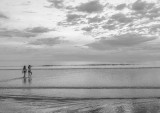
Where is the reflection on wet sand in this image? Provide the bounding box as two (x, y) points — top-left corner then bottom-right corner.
(23, 77), (27, 84)
(22, 77), (32, 85)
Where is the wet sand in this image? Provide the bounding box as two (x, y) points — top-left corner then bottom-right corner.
(1, 98), (160, 113)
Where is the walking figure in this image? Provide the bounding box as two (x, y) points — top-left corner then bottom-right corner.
(22, 66), (27, 78)
(28, 65), (32, 77)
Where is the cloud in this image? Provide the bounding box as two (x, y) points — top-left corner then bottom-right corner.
(130, 1), (160, 19)
(86, 33), (157, 50)
(66, 14), (82, 22)
(26, 27), (52, 33)
(150, 24), (160, 33)
(76, 1), (103, 13)
(29, 37), (64, 46)
(58, 13), (86, 26)
(102, 24), (116, 30)
(88, 16), (104, 23)
(115, 3), (126, 10)
(0, 29), (37, 38)
(111, 13), (132, 23)
(146, 7), (160, 19)
(0, 13), (8, 19)
(0, 27), (52, 38)
(82, 26), (93, 32)
(47, 0), (64, 8)
(132, 0), (154, 12)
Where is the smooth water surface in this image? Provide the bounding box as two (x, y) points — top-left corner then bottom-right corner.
(0, 68), (160, 98)
(1, 68), (160, 87)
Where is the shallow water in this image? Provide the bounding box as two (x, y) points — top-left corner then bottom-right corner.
(1, 68), (160, 87)
(1, 68), (160, 112)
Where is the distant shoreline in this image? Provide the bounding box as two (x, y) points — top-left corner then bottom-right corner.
(0, 66), (160, 70)
(1, 86), (160, 89)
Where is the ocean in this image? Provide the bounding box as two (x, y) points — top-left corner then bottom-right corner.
(0, 64), (160, 113)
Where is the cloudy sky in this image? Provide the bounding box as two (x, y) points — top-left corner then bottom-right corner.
(0, 0), (160, 65)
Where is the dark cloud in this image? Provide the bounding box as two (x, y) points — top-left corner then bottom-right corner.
(146, 7), (160, 19)
(150, 24), (160, 33)
(82, 27), (93, 32)
(107, 19), (115, 24)
(0, 29), (36, 38)
(76, 1), (103, 13)
(29, 37), (64, 46)
(115, 3), (126, 10)
(66, 14), (82, 22)
(102, 24), (116, 30)
(26, 27), (52, 33)
(86, 33), (157, 50)
(88, 16), (104, 23)
(130, 1), (160, 20)
(58, 13), (86, 26)
(111, 13), (132, 23)
(0, 13), (8, 19)
(0, 26), (52, 38)
(132, 0), (154, 12)
(130, 2), (159, 20)
(47, 0), (64, 8)
(148, 7), (160, 15)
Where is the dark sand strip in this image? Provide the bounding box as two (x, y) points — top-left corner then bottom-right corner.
(0, 95), (160, 100)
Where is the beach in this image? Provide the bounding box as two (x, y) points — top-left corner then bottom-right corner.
(1, 66), (160, 112)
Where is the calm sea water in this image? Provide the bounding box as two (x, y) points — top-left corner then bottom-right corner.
(1, 66), (160, 113)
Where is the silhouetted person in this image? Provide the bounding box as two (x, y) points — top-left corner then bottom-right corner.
(22, 66), (27, 78)
(28, 65), (32, 77)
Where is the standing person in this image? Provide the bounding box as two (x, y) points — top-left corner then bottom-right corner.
(22, 66), (27, 78)
(28, 65), (32, 77)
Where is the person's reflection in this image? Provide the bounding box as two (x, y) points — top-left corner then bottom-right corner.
(23, 77), (27, 84)
(22, 77), (32, 85)
(28, 77), (32, 84)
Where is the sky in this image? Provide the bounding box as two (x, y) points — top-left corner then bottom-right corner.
(0, 0), (160, 66)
